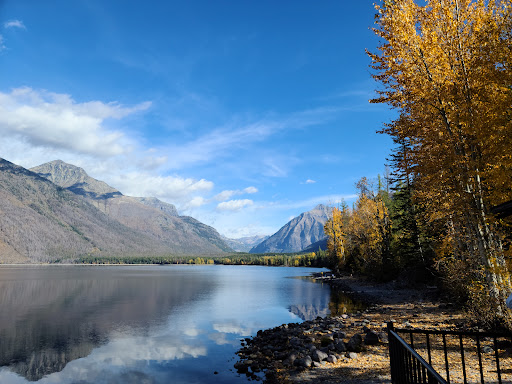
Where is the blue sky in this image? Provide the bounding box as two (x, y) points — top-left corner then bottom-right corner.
(0, 1), (394, 238)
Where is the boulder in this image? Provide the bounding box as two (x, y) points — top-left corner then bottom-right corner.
(294, 356), (313, 368)
(347, 334), (364, 352)
(334, 341), (347, 353)
(312, 349), (328, 362)
(364, 330), (380, 345)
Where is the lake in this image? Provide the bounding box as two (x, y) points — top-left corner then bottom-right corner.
(0, 265), (359, 383)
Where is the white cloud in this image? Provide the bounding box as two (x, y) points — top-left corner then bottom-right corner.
(4, 20), (26, 29)
(183, 196), (208, 209)
(216, 199), (253, 211)
(305, 179), (316, 184)
(110, 172), (213, 202)
(0, 87), (150, 157)
(243, 186), (258, 194)
(0, 35), (5, 51)
(213, 186), (258, 202)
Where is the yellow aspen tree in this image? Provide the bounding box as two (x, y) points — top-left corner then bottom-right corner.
(368, 0), (512, 318)
(324, 206), (347, 270)
(348, 193), (390, 277)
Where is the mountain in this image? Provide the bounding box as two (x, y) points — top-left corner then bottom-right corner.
(301, 237), (328, 253)
(249, 204), (331, 254)
(31, 159), (122, 200)
(30, 160), (231, 254)
(0, 158), (171, 262)
(222, 235), (270, 252)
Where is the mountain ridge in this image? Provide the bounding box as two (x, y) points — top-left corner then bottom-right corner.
(30, 160), (232, 254)
(0, 158), (172, 262)
(249, 204), (331, 254)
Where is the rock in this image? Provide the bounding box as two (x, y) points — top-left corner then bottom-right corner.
(335, 341), (347, 352)
(287, 353), (298, 364)
(347, 352), (358, 359)
(364, 330), (380, 345)
(313, 361), (323, 368)
(327, 355), (337, 363)
(378, 332), (389, 343)
(347, 334), (364, 352)
(321, 335), (334, 347)
(312, 349), (329, 362)
(234, 362), (248, 373)
(294, 356), (313, 368)
(335, 331), (346, 339)
(482, 346), (494, 354)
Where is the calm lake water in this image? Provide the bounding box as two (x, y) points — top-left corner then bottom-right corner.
(0, 265), (360, 384)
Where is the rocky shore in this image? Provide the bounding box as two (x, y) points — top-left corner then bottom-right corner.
(234, 273), (464, 384)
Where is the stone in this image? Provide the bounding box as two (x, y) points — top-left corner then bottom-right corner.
(347, 334), (364, 352)
(234, 362), (248, 373)
(287, 352), (298, 364)
(321, 335), (334, 347)
(378, 332), (389, 343)
(482, 346), (494, 354)
(335, 331), (347, 339)
(294, 356), (313, 368)
(312, 349), (329, 362)
(364, 330), (380, 345)
(335, 341), (347, 352)
(327, 355), (337, 363)
(347, 352), (358, 359)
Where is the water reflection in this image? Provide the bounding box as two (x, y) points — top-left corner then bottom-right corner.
(328, 288), (367, 316)
(0, 265), (337, 384)
(0, 266), (211, 381)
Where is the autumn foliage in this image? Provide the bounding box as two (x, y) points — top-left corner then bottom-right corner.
(326, 0), (512, 328)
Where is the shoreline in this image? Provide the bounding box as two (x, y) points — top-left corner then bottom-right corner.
(236, 273), (463, 384)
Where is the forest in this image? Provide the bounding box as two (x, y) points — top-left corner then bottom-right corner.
(78, 251), (330, 268)
(324, 0), (512, 329)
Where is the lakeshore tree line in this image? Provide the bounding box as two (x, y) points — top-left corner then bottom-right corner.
(324, 0), (512, 328)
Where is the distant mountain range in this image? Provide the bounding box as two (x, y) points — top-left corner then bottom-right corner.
(0, 158), (232, 263)
(0, 157), (331, 262)
(221, 235), (270, 252)
(249, 204), (330, 253)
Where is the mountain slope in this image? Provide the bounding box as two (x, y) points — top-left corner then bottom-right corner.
(250, 204), (331, 253)
(0, 159), (170, 262)
(31, 160), (231, 254)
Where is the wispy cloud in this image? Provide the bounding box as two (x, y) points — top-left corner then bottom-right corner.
(4, 20), (26, 29)
(304, 179), (316, 184)
(163, 107), (340, 170)
(264, 194), (358, 211)
(0, 35), (5, 51)
(0, 87), (150, 157)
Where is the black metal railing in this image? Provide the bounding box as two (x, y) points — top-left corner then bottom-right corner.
(388, 322), (512, 384)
